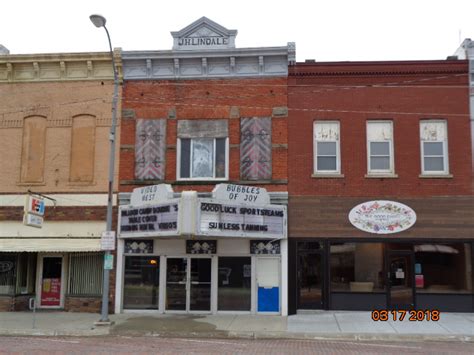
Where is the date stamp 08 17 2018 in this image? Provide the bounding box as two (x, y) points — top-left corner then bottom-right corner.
(372, 309), (440, 321)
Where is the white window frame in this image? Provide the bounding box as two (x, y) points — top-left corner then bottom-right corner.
(177, 137), (229, 181)
(420, 120), (449, 175)
(366, 121), (395, 175)
(313, 121), (341, 175)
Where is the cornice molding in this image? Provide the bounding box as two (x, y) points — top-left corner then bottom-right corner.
(289, 69), (467, 77)
(122, 45), (292, 79)
(0, 50), (123, 83)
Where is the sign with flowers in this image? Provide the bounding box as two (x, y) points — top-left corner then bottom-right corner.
(349, 200), (416, 234)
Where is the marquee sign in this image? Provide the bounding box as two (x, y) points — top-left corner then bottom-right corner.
(119, 201), (180, 238)
(198, 199), (286, 239)
(130, 184), (174, 206)
(212, 184), (270, 205)
(349, 200), (416, 234)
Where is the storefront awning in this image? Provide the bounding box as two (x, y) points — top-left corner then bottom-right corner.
(0, 238), (101, 252)
(414, 244), (459, 254)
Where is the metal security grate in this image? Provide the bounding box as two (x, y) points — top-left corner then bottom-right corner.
(68, 253), (103, 296)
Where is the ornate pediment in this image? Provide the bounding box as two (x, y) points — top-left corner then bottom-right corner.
(171, 17), (237, 50)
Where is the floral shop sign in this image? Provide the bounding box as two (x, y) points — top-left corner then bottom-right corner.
(348, 200), (416, 234)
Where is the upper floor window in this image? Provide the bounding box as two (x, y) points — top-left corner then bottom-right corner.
(70, 115), (95, 183)
(240, 117), (272, 181)
(20, 116), (47, 183)
(367, 121), (394, 175)
(313, 121), (340, 174)
(420, 120), (449, 175)
(135, 119), (166, 181)
(177, 119), (228, 180)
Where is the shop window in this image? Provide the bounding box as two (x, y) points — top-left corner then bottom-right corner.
(0, 254), (17, 295)
(177, 119), (228, 180)
(123, 256), (160, 309)
(240, 117), (272, 180)
(135, 119), (166, 180)
(330, 243), (385, 292)
(20, 116), (46, 183)
(70, 115), (95, 183)
(420, 120), (449, 175)
(367, 121), (394, 175)
(68, 253), (103, 296)
(218, 257), (251, 311)
(16, 253), (36, 294)
(414, 243), (472, 294)
(313, 121), (340, 174)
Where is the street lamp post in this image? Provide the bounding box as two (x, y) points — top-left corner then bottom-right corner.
(90, 14), (119, 323)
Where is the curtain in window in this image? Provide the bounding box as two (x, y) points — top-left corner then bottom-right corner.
(135, 119), (166, 180)
(240, 117), (272, 180)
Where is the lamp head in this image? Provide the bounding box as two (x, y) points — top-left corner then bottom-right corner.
(89, 14), (107, 28)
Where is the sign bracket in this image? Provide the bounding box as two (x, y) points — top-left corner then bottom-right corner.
(28, 190), (57, 207)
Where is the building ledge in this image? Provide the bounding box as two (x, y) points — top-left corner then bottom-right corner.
(311, 173), (345, 178)
(418, 174), (453, 179)
(364, 173), (399, 179)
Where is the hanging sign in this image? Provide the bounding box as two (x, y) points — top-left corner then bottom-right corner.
(23, 213), (43, 228)
(25, 195), (45, 216)
(23, 195), (45, 228)
(119, 201), (180, 237)
(349, 200), (416, 234)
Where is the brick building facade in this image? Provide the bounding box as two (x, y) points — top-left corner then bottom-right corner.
(287, 60), (474, 313)
(0, 50), (122, 312)
(115, 18), (293, 315)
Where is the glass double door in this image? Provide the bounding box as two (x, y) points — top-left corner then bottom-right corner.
(166, 257), (212, 312)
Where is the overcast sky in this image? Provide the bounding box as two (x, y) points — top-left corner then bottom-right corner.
(2, 0), (473, 62)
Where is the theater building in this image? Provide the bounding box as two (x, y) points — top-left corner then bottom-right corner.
(115, 17), (293, 315)
(0, 49), (121, 312)
(287, 60), (474, 313)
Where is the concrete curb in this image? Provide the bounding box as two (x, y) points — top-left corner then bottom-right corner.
(108, 329), (474, 343)
(0, 328), (109, 337)
(1, 328), (473, 343)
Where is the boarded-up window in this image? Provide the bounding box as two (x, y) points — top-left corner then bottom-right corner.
(20, 116), (47, 183)
(70, 115), (96, 182)
(240, 117), (272, 180)
(135, 119), (166, 180)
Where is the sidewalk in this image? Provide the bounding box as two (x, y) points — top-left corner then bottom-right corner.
(0, 311), (473, 342)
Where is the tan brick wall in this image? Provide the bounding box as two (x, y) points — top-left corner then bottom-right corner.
(0, 81), (121, 194)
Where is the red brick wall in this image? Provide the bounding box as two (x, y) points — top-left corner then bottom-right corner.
(288, 60), (471, 197)
(0, 296), (13, 311)
(120, 78), (288, 193)
(65, 296), (102, 313)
